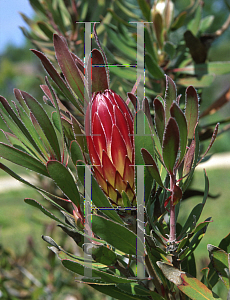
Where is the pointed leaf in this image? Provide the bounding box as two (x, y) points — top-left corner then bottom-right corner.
(105, 26), (137, 61)
(145, 53), (164, 79)
(53, 34), (84, 102)
(142, 97), (153, 129)
(21, 91), (61, 161)
(162, 118), (179, 174)
(197, 123), (219, 165)
(182, 139), (195, 178)
(70, 140), (84, 164)
(137, 0), (150, 20)
(134, 110), (156, 165)
(141, 148), (163, 187)
(46, 160), (80, 207)
(208, 245), (229, 289)
(157, 262), (221, 299)
(31, 49), (82, 113)
(25, 198), (67, 226)
(14, 89), (30, 114)
(154, 98), (165, 145)
(185, 86), (199, 140)
(170, 102), (188, 164)
(62, 259), (136, 285)
(0, 143), (48, 176)
(164, 76), (177, 122)
(127, 93), (140, 112)
(92, 215), (144, 256)
(179, 170), (209, 239)
(0, 96), (43, 156)
(71, 115), (86, 152)
(89, 49), (109, 94)
(83, 243), (117, 266)
(0, 162), (70, 208)
(90, 283), (152, 300)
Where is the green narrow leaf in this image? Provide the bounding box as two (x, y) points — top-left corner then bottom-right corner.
(170, 102), (188, 164)
(70, 140), (84, 164)
(53, 34), (85, 103)
(0, 108), (43, 160)
(145, 54), (164, 79)
(14, 100), (48, 160)
(21, 91), (61, 161)
(144, 27), (158, 62)
(29, 0), (47, 15)
(105, 26), (137, 61)
(31, 49), (82, 113)
(0, 98), (46, 161)
(141, 148), (163, 187)
(14, 89), (30, 114)
(92, 215), (144, 256)
(154, 97), (165, 145)
(157, 262), (221, 299)
(185, 86), (199, 140)
(109, 66), (137, 81)
(0, 143), (48, 176)
(46, 160), (80, 207)
(71, 115), (86, 152)
(45, 77), (65, 153)
(182, 139), (195, 181)
(0, 162), (71, 208)
(162, 117), (179, 174)
(137, 0), (151, 21)
(83, 243), (117, 266)
(90, 283), (151, 300)
(187, 3), (202, 35)
(171, 11), (187, 30)
(134, 110), (155, 165)
(207, 245), (229, 289)
(76, 162), (124, 224)
(179, 170), (209, 239)
(153, 12), (164, 49)
(173, 61), (230, 76)
(37, 21), (54, 40)
(197, 123), (219, 165)
(25, 198), (67, 226)
(164, 76), (177, 122)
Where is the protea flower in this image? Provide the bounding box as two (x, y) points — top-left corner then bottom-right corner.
(85, 90), (135, 206)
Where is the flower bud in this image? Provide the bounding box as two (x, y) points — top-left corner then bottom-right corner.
(85, 90), (135, 206)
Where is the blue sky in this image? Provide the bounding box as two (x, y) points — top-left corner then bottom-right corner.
(0, 0), (34, 54)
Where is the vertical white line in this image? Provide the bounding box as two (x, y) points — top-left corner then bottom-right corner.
(136, 165), (145, 279)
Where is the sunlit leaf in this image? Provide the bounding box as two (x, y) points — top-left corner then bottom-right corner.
(0, 143), (48, 176)
(162, 117), (179, 174)
(164, 75), (177, 122)
(21, 91), (61, 161)
(157, 261), (221, 299)
(141, 148), (163, 187)
(154, 98), (165, 145)
(185, 86), (199, 140)
(207, 245), (229, 289)
(92, 215), (144, 256)
(170, 102), (187, 164)
(46, 160), (80, 207)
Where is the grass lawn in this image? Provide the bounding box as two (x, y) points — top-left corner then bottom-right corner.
(0, 186), (48, 254)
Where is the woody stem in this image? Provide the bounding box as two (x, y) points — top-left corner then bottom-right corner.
(169, 173), (176, 242)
